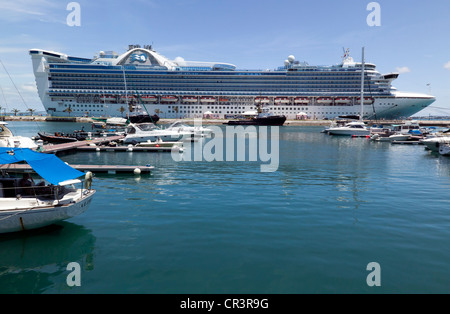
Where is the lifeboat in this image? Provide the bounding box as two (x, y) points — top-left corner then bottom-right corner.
(160, 95), (178, 102)
(294, 97), (310, 104)
(100, 95), (116, 102)
(334, 97), (351, 104)
(255, 97), (270, 104)
(200, 96), (216, 103)
(357, 97), (374, 104)
(183, 96), (198, 103)
(120, 95), (136, 102)
(140, 95), (157, 102)
(274, 97), (290, 104)
(316, 97), (333, 104)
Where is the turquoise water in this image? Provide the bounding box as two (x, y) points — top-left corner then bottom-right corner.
(1, 121), (450, 293)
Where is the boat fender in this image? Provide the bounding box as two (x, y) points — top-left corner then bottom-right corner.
(85, 171), (93, 190)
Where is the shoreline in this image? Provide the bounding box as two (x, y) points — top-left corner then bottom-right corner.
(2, 115), (450, 127)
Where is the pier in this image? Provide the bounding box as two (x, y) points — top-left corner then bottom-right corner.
(0, 163), (154, 174)
(77, 145), (182, 153)
(39, 135), (125, 154)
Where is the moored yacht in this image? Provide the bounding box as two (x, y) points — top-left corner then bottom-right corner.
(123, 123), (192, 144)
(326, 121), (371, 136)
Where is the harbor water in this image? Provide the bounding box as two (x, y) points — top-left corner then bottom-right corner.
(1, 121), (450, 293)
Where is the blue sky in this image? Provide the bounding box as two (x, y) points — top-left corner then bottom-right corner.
(0, 0), (449, 116)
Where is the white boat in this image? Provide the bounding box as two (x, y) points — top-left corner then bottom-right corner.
(439, 144), (450, 156)
(420, 136), (450, 152)
(392, 120), (423, 135)
(166, 121), (213, 136)
(106, 117), (128, 126)
(0, 147), (95, 234)
(371, 133), (411, 142)
(0, 122), (37, 149)
(326, 121), (371, 136)
(123, 123), (192, 144)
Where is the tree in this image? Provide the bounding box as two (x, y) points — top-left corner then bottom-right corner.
(27, 108), (36, 116)
(63, 105), (73, 116)
(173, 106), (179, 119)
(12, 108), (20, 116)
(118, 106), (126, 117)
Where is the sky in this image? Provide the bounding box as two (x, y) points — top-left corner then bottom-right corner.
(0, 0), (449, 116)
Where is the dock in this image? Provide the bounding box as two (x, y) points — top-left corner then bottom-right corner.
(77, 145), (183, 153)
(39, 135), (125, 154)
(0, 163), (154, 174)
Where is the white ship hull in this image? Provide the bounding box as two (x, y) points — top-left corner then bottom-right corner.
(35, 93), (435, 120)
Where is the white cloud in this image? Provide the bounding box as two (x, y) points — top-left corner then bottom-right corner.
(21, 83), (37, 93)
(395, 66), (411, 74)
(0, 0), (63, 23)
(444, 61), (450, 70)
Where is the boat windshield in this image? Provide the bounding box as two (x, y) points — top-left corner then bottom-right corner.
(136, 123), (158, 131)
(169, 121), (187, 128)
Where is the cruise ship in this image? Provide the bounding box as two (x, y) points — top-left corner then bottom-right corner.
(29, 45), (435, 120)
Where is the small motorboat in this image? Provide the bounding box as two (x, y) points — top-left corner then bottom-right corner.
(0, 122), (37, 149)
(166, 121), (213, 136)
(0, 147), (95, 234)
(123, 123), (192, 144)
(37, 132), (86, 144)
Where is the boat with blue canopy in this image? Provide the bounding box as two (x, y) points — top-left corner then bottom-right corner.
(0, 147), (95, 234)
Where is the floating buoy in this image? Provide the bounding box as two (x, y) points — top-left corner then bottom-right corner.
(127, 144), (133, 152)
(134, 168), (141, 175)
(96, 147), (100, 152)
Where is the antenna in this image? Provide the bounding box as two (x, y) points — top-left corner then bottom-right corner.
(360, 47), (365, 121)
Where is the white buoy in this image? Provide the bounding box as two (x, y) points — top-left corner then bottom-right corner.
(96, 147), (100, 151)
(133, 168), (141, 175)
(127, 144), (133, 152)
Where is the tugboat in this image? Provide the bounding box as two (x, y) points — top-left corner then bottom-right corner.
(224, 104), (286, 126)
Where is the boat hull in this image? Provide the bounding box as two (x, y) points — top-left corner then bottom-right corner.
(128, 114), (160, 124)
(38, 132), (83, 144)
(0, 190), (95, 234)
(328, 130), (370, 136)
(225, 116), (286, 126)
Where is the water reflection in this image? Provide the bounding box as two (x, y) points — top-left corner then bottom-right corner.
(0, 222), (95, 293)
